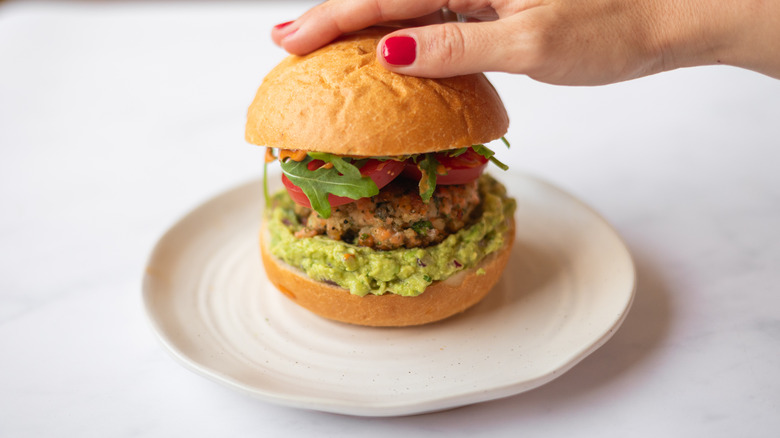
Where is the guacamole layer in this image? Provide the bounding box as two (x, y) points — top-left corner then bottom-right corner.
(265, 174), (516, 297)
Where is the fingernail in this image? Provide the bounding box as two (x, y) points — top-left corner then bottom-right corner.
(274, 20), (294, 30)
(382, 36), (416, 66)
(281, 30), (298, 42)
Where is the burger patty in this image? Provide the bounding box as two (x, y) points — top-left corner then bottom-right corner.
(293, 178), (481, 250)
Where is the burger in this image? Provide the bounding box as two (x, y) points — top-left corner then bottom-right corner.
(246, 28), (516, 327)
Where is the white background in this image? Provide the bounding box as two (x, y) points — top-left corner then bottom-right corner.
(1, 1), (779, 436)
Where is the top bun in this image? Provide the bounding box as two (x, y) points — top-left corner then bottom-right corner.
(246, 28), (509, 156)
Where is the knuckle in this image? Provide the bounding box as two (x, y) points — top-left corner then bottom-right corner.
(515, 18), (560, 75)
(427, 23), (468, 66)
(521, 32), (549, 71)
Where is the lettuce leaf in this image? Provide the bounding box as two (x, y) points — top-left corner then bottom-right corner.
(279, 154), (378, 218)
(415, 153), (441, 202)
(263, 159), (270, 207)
(472, 144), (509, 171)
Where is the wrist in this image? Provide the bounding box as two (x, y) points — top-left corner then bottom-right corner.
(654, 0), (780, 78)
(725, 0), (780, 78)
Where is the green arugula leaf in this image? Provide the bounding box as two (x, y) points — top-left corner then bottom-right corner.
(263, 159), (270, 207)
(371, 155), (411, 162)
(447, 147), (468, 157)
(472, 144), (509, 171)
(416, 154), (440, 202)
(280, 155), (378, 218)
(306, 152), (361, 178)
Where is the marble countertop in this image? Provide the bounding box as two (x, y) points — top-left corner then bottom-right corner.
(1, 1), (779, 436)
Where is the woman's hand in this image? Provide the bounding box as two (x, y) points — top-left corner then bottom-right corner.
(271, 0), (780, 85)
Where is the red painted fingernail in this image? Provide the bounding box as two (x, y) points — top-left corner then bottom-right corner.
(382, 36), (416, 65)
(282, 30), (298, 41)
(274, 20), (294, 30)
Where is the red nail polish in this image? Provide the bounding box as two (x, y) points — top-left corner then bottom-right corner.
(382, 36), (416, 66)
(274, 20), (294, 30)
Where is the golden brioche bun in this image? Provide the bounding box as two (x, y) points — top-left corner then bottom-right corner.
(260, 219), (515, 327)
(245, 27), (509, 156)
(249, 28), (514, 327)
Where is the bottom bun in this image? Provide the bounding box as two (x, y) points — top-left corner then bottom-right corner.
(259, 219), (515, 327)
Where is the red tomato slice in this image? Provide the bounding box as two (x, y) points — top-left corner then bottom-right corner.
(282, 159), (405, 209)
(402, 148), (488, 185)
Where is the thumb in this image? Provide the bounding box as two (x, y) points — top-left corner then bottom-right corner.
(376, 20), (525, 77)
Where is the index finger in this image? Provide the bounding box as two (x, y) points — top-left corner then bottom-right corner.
(274, 0), (450, 55)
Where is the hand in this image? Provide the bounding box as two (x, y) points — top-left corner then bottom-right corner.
(271, 0), (780, 85)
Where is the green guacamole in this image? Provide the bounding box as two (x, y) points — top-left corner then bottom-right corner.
(266, 174), (516, 297)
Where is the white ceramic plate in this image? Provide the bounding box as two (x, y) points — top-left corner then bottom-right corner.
(143, 172), (635, 416)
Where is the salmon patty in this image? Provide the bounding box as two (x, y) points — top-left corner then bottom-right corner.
(294, 178), (481, 250)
